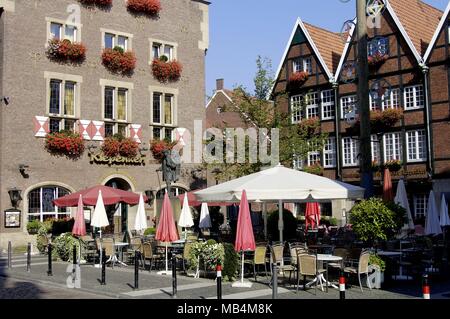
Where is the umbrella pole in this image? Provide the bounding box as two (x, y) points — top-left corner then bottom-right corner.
(166, 242), (168, 274)
(241, 251), (244, 284)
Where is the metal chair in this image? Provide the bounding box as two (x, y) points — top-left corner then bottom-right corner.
(343, 249), (372, 292)
(296, 253), (326, 295)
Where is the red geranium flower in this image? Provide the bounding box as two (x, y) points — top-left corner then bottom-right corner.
(151, 59), (183, 83)
(127, 0), (161, 16)
(102, 48), (136, 75)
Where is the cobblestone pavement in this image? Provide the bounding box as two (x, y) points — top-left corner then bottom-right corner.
(2, 254), (449, 299)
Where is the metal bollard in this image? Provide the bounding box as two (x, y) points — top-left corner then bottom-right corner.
(7, 241), (12, 269)
(101, 248), (106, 285)
(339, 269), (346, 300)
(26, 242), (31, 272)
(272, 263), (278, 299)
(72, 245), (77, 284)
(47, 243), (53, 276)
(217, 263), (222, 300)
(423, 274), (430, 299)
(172, 255), (177, 298)
(134, 251), (139, 290)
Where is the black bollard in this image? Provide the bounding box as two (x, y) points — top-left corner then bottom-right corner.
(339, 269), (346, 300)
(47, 243), (53, 276)
(172, 255), (177, 298)
(101, 248), (106, 285)
(217, 263), (222, 300)
(423, 274), (430, 299)
(26, 242), (31, 273)
(7, 241), (12, 269)
(72, 245), (77, 284)
(134, 251), (139, 290)
(272, 263), (278, 299)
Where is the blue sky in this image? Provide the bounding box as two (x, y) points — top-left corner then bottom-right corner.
(205, 0), (449, 98)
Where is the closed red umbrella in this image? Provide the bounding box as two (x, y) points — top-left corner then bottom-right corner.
(305, 202), (321, 230)
(72, 195), (86, 236)
(233, 190), (255, 288)
(155, 192), (179, 275)
(383, 168), (393, 202)
(53, 185), (146, 207)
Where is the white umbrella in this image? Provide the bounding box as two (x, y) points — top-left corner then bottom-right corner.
(91, 190), (109, 267)
(179, 194), (194, 239)
(199, 203), (212, 229)
(134, 193), (148, 234)
(425, 191), (442, 236)
(439, 194), (450, 227)
(394, 179), (415, 233)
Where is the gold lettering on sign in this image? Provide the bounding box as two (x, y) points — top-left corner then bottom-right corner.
(88, 152), (146, 166)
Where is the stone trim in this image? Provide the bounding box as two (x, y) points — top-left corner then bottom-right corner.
(148, 85), (178, 128)
(99, 79), (134, 124)
(44, 71), (83, 118)
(198, 3), (209, 51)
(45, 17), (83, 44)
(0, 0), (15, 12)
(148, 38), (178, 64)
(100, 28), (134, 50)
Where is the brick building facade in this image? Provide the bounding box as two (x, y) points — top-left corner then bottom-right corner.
(0, 0), (209, 249)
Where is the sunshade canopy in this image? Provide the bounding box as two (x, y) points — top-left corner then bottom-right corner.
(195, 164), (365, 202)
(178, 190), (234, 207)
(53, 185), (146, 207)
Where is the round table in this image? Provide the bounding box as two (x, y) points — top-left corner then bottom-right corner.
(305, 254), (343, 292)
(105, 242), (129, 267)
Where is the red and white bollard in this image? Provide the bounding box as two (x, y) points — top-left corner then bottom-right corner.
(339, 270), (346, 300)
(217, 264), (222, 300)
(423, 274), (430, 299)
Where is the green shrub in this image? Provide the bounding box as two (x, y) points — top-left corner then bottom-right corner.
(329, 217), (338, 226)
(52, 233), (83, 261)
(349, 198), (397, 244)
(27, 220), (41, 234)
(206, 239), (217, 246)
(188, 241), (224, 271)
(144, 227), (156, 236)
(223, 243), (239, 282)
(36, 226), (49, 254)
(369, 253), (386, 272)
(385, 201), (407, 236)
(51, 218), (75, 236)
(267, 209), (297, 241)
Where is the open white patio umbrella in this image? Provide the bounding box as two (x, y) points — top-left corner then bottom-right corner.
(425, 190), (442, 236)
(199, 203), (212, 230)
(91, 190), (109, 267)
(178, 194), (194, 239)
(195, 164), (365, 242)
(134, 193), (147, 235)
(394, 179), (415, 235)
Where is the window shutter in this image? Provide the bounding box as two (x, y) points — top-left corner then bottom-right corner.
(91, 121), (105, 141)
(129, 124), (143, 144)
(78, 120), (92, 140)
(33, 116), (50, 137)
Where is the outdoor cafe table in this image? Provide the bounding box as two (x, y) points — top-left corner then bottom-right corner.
(106, 242), (129, 267)
(305, 254), (343, 293)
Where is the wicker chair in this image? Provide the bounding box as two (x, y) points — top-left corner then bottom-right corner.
(80, 235), (97, 263)
(126, 237), (144, 266)
(343, 249), (372, 292)
(102, 238), (116, 268)
(296, 253), (326, 295)
(142, 241), (163, 272)
(249, 246), (270, 282)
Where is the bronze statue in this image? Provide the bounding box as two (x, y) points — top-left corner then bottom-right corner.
(162, 149), (180, 196)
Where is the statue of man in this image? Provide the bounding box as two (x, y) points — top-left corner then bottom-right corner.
(162, 149), (180, 196)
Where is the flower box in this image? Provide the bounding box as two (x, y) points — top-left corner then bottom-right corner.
(289, 71), (309, 87)
(78, 0), (112, 6)
(101, 47), (136, 75)
(298, 117), (320, 136)
(384, 160), (402, 172)
(101, 136), (139, 158)
(151, 58), (183, 83)
(150, 139), (177, 162)
(47, 39), (87, 63)
(127, 0), (161, 16)
(368, 53), (388, 67)
(304, 164), (323, 176)
(371, 108), (403, 132)
(45, 131), (85, 159)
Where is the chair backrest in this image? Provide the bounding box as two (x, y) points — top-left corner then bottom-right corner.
(254, 246), (267, 265)
(183, 241), (194, 259)
(102, 238), (115, 257)
(270, 244), (284, 264)
(358, 250), (371, 274)
(142, 242), (153, 259)
(130, 237), (142, 251)
(298, 254), (317, 276)
(39, 234), (49, 246)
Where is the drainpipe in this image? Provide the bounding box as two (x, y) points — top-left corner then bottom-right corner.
(331, 80), (342, 180)
(420, 63), (434, 176)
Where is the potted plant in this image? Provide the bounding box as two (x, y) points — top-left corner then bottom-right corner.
(45, 130), (85, 159)
(368, 253), (386, 288)
(151, 56), (183, 83)
(27, 220), (41, 235)
(101, 46), (136, 75)
(143, 227), (156, 238)
(127, 0), (161, 16)
(150, 139), (177, 162)
(101, 135), (139, 158)
(46, 39), (87, 63)
(289, 71), (309, 87)
(371, 108), (403, 132)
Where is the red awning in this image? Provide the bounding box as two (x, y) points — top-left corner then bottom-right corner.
(53, 185), (146, 207)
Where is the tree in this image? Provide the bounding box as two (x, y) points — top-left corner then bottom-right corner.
(205, 56), (329, 181)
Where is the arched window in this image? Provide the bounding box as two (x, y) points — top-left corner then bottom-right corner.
(156, 186), (187, 199)
(28, 186), (71, 222)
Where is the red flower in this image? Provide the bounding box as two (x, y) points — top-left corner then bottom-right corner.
(101, 137), (121, 157)
(289, 71), (309, 87)
(127, 0), (161, 15)
(151, 59), (183, 83)
(47, 39), (87, 63)
(150, 139), (176, 162)
(101, 137), (139, 158)
(368, 52), (388, 66)
(102, 48), (136, 75)
(78, 0), (112, 6)
(45, 131), (85, 159)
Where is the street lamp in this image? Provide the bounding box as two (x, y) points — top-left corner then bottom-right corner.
(144, 189), (155, 205)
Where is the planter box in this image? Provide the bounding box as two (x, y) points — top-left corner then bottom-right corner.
(368, 265), (384, 289)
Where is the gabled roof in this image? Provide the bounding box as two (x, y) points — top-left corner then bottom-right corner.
(388, 0), (442, 57)
(269, 18), (343, 98)
(423, 1), (450, 62)
(205, 89), (234, 109)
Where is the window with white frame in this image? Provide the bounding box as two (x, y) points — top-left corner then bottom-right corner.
(293, 59), (302, 73)
(383, 132), (402, 162)
(48, 79), (78, 133)
(371, 134), (381, 163)
(305, 92), (319, 119)
(151, 92), (176, 140)
(404, 85), (424, 110)
(103, 86), (129, 137)
(104, 32), (129, 50)
(150, 40), (176, 62)
(370, 89), (400, 111)
(293, 156), (304, 170)
(291, 95), (303, 124)
(49, 21), (78, 42)
(321, 90), (335, 120)
(414, 194), (427, 219)
(342, 137), (359, 166)
(323, 138), (336, 168)
(28, 186), (71, 222)
(307, 148), (321, 166)
(407, 130), (427, 162)
(341, 95), (358, 118)
(303, 57), (313, 74)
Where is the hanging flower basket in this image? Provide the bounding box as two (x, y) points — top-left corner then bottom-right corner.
(383, 160), (402, 172)
(101, 135), (139, 158)
(298, 117), (320, 136)
(78, 0), (112, 7)
(150, 139), (177, 162)
(368, 52), (388, 68)
(127, 0), (161, 16)
(371, 108), (403, 132)
(289, 71), (309, 87)
(47, 39), (87, 63)
(151, 58), (183, 83)
(45, 131), (85, 159)
(101, 47), (136, 75)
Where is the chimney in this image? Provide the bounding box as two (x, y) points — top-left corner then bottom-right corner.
(216, 78), (224, 91)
